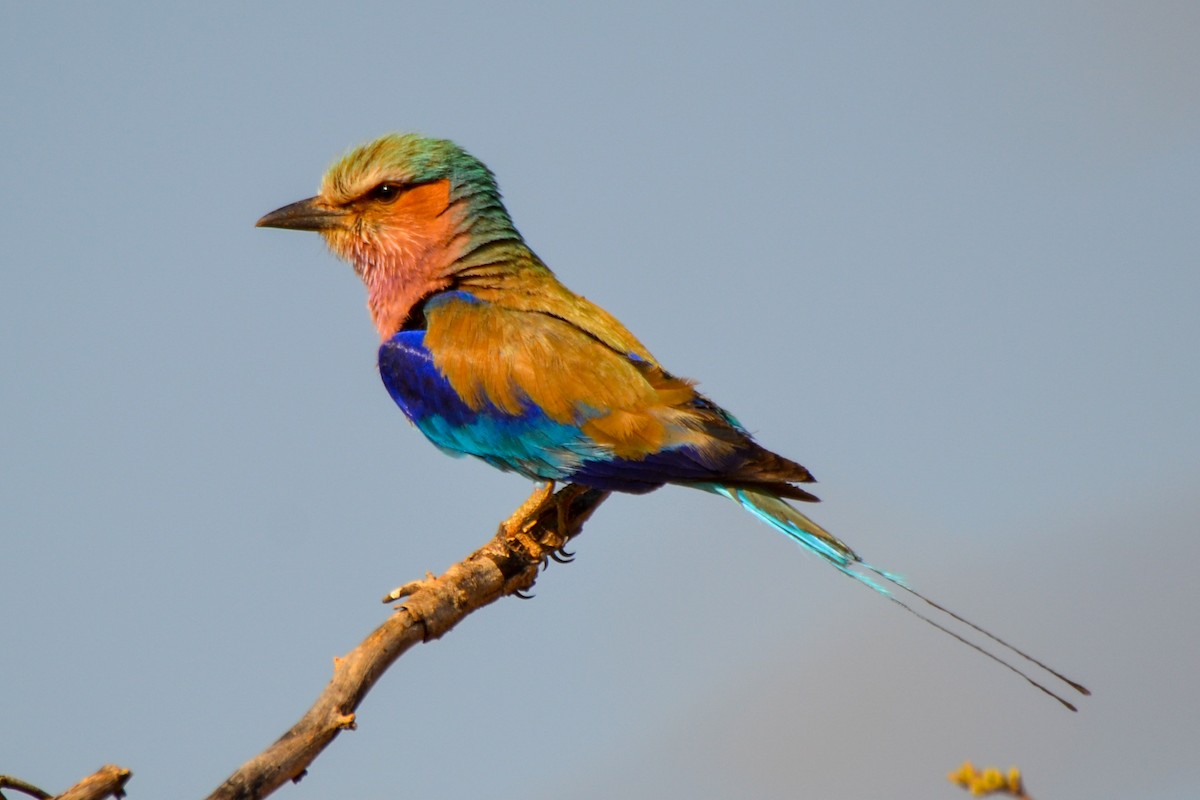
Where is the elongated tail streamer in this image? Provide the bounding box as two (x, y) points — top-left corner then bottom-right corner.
(708, 484), (1089, 710)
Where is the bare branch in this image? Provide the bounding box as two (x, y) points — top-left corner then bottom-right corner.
(1, 775), (53, 800)
(204, 484), (610, 800)
(53, 766), (130, 800)
(3, 766), (130, 800)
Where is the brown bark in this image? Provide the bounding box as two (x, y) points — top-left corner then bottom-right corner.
(55, 766), (131, 800)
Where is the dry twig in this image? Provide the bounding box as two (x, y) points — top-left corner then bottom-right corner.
(1, 765), (130, 800)
(54, 766), (131, 800)
(204, 483), (609, 800)
(0, 775), (52, 800)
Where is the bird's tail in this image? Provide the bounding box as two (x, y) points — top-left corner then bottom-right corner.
(706, 484), (897, 593)
(704, 483), (1091, 711)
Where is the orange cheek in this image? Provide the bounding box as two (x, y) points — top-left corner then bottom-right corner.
(380, 179), (454, 237)
(370, 179), (467, 262)
(322, 180), (464, 267)
(392, 179), (452, 221)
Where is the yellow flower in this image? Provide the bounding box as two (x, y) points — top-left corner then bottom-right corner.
(1007, 766), (1024, 793)
(948, 761), (977, 787)
(948, 761), (1029, 797)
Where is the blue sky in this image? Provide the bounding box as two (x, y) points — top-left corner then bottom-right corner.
(3, 3), (1198, 798)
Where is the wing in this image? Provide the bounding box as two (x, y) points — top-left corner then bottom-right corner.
(385, 289), (818, 499)
(378, 326), (608, 481)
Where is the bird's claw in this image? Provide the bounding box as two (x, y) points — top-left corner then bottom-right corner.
(499, 481), (568, 557)
(548, 546), (575, 564)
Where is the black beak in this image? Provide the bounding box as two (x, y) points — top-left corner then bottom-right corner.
(256, 197), (350, 231)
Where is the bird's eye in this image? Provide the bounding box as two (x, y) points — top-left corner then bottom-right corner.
(368, 183), (403, 202)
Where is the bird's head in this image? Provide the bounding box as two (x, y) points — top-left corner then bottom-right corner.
(258, 133), (521, 336)
(257, 133), (511, 274)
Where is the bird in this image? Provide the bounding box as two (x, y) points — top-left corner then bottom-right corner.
(257, 133), (1088, 709)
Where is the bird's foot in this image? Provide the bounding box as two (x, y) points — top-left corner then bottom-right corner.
(499, 481), (556, 534)
(498, 482), (587, 563)
(499, 481), (556, 560)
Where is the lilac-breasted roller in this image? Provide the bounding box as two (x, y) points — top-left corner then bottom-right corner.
(258, 133), (1087, 709)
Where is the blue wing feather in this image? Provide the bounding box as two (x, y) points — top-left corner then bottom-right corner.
(378, 330), (608, 480)
(378, 328), (763, 493)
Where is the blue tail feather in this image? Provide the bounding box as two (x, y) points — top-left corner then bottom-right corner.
(702, 483), (903, 596)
